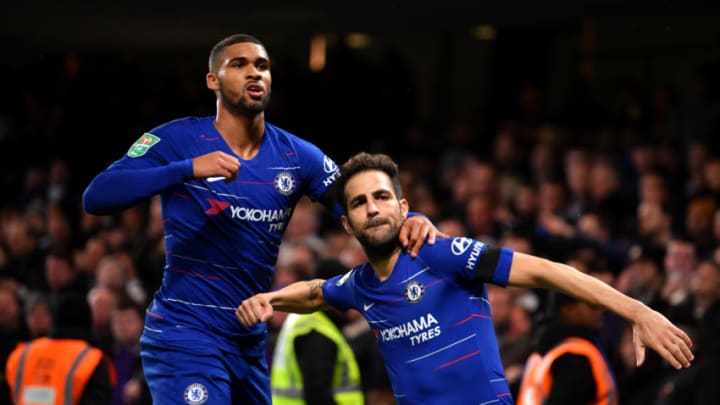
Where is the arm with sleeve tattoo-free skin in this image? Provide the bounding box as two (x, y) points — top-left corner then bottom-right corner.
(507, 251), (694, 370)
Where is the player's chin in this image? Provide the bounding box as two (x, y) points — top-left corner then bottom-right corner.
(240, 98), (267, 114)
(371, 231), (399, 245)
(365, 221), (392, 232)
(363, 226), (390, 240)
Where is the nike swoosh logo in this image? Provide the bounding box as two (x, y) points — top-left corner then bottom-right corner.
(206, 176), (226, 182)
(363, 303), (375, 311)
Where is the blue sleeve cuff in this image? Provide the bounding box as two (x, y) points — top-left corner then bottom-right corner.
(176, 159), (194, 179)
(492, 248), (514, 287)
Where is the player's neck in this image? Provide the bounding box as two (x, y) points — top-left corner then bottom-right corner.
(214, 110), (265, 158)
(368, 248), (401, 282)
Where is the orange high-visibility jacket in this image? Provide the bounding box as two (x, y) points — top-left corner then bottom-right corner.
(517, 337), (617, 405)
(5, 337), (116, 405)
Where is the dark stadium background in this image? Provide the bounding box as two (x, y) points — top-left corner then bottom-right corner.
(1, 1), (718, 193)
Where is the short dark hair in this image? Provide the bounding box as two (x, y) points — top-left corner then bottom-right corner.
(208, 33), (265, 72)
(338, 152), (403, 215)
(47, 245), (75, 268)
(314, 259), (349, 280)
(114, 297), (145, 319)
(51, 293), (91, 332)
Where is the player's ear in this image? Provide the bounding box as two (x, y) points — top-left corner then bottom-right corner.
(341, 216), (353, 235)
(400, 198), (409, 219)
(206, 72), (219, 90)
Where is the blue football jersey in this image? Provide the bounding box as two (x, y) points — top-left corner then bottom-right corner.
(85, 117), (340, 356)
(323, 237), (515, 404)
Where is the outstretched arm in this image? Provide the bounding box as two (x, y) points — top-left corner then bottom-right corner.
(235, 279), (330, 327)
(507, 251), (694, 370)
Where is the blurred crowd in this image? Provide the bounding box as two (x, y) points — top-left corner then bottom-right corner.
(1, 48), (720, 405)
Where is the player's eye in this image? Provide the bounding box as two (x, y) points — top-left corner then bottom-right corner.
(350, 198), (365, 209)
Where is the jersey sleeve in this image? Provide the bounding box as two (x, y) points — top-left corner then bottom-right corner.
(293, 138), (341, 203)
(321, 270), (358, 312)
(417, 237), (515, 286)
(82, 125), (194, 214)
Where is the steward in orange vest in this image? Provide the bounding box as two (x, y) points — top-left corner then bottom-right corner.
(517, 292), (617, 405)
(5, 293), (116, 405)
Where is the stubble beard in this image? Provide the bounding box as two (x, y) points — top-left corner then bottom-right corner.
(355, 223), (402, 259)
(219, 83), (270, 116)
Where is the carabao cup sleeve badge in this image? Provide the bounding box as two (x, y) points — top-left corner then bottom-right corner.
(127, 133), (161, 158)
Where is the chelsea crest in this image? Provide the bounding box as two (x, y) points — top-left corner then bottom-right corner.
(405, 280), (425, 304)
(274, 172), (296, 196)
(183, 383), (208, 405)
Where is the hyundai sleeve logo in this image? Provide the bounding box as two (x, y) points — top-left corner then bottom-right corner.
(323, 155), (338, 173)
(451, 237), (474, 255)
